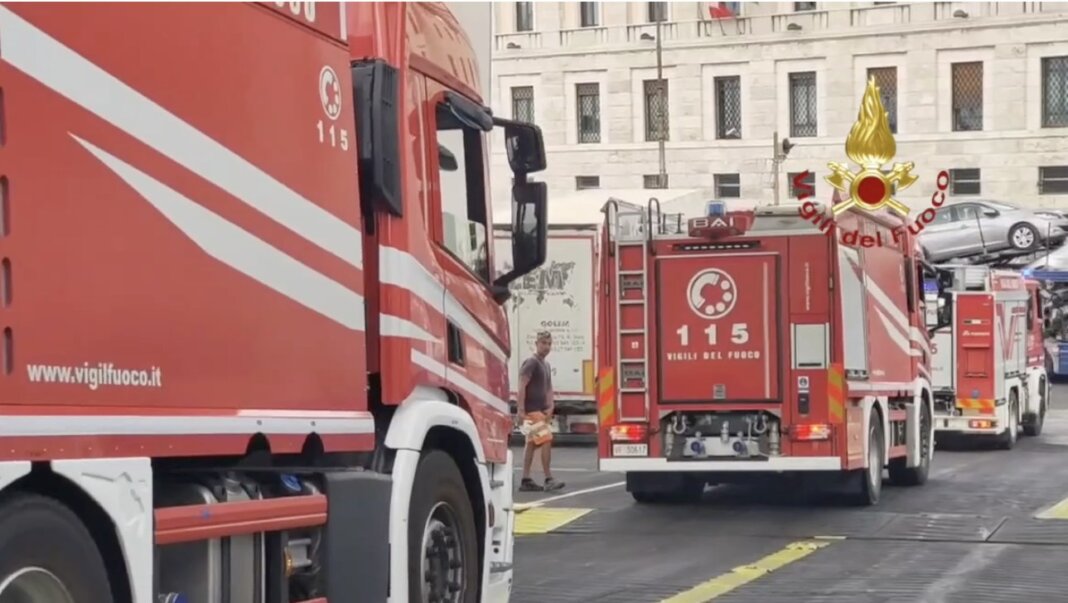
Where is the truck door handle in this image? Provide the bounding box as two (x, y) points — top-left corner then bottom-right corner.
(447, 320), (465, 366)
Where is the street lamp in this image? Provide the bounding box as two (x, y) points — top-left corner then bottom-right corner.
(642, 23), (667, 188)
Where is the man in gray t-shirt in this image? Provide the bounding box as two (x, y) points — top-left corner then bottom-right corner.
(518, 331), (565, 492)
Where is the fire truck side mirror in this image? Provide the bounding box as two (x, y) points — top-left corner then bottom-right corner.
(352, 59), (403, 217)
(504, 122), (547, 176)
(493, 182), (548, 301)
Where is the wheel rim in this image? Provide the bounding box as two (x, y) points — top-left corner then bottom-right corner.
(920, 404), (932, 466)
(0, 568), (75, 603)
(1013, 228), (1035, 248)
(420, 501), (466, 603)
(868, 427), (881, 495)
(1009, 405), (1018, 442)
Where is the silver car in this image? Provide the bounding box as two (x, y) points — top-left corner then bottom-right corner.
(918, 199), (1066, 262)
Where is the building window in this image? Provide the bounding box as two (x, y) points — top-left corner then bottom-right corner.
(1039, 166), (1068, 194)
(951, 61), (983, 131)
(789, 72), (817, 138)
(788, 171), (815, 198)
(436, 103), (489, 282)
(576, 83), (601, 144)
(515, 2), (534, 32)
(511, 86), (534, 123)
(1042, 56), (1068, 128)
(867, 66), (898, 133)
(648, 2), (667, 22)
(580, 2), (599, 27)
(714, 174), (741, 198)
(644, 174), (668, 189)
(576, 175), (600, 190)
(715, 76), (742, 139)
(644, 79), (669, 141)
(949, 168), (981, 196)
(794, 2), (817, 10)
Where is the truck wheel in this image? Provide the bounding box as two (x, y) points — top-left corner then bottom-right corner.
(629, 473), (704, 504)
(0, 493), (112, 603)
(407, 450), (479, 603)
(889, 400), (932, 486)
(1023, 378), (1047, 437)
(997, 394), (1019, 450)
(850, 411), (884, 506)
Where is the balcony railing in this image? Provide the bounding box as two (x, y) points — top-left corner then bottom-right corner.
(493, 2), (1068, 54)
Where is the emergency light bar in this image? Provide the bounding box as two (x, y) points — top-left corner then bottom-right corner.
(707, 200), (727, 217)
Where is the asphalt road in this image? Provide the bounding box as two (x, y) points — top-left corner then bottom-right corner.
(508, 382), (1068, 603)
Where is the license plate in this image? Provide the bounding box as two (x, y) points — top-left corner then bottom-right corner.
(612, 443), (648, 457)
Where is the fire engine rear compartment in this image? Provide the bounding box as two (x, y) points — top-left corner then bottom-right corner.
(638, 235), (840, 465)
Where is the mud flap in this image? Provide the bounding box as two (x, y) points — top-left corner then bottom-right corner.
(905, 401), (922, 468)
(322, 471), (392, 602)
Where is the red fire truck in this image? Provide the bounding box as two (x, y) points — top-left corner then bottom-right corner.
(0, 3), (547, 602)
(928, 266), (1050, 448)
(596, 200), (944, 506)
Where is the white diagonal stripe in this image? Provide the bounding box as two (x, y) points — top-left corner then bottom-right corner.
(411, 350), (510, 415)
(380, 246), (507, 361)
(74, 136), (365, 331)
(0, 5), (362, 269)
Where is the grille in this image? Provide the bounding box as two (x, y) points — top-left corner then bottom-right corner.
(789, 72), (817, 137)
(511, 86), (534, 123)
(952, 62), (983, 131)
(715, 76), (742, 139)
(867, 66), (898, 133)
(644, 79), (669, 141)
(576, 83), (601, 143)
(1043, 56), (1068, 128)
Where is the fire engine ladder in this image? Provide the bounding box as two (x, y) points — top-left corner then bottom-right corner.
(608, 198), (660, 423)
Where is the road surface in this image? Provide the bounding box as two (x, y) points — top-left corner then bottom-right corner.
(509, 382), (1068, 602)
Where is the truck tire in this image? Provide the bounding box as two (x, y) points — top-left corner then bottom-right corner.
(629, 473), (704, 504)
(997, 394), (1019, 450)
(849, 411), (884, 506)
(407, 450), (479, 603)
(0, 493), (112, 603)
(1023, 377), (1047, 437)
(889, 400), (932, 486)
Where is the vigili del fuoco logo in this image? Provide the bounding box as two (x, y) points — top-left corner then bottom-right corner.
(797, 77), (950, 248)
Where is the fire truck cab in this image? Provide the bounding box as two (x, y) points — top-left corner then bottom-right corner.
(927, 265), (1049, 448)
(596, 199), (944, 506)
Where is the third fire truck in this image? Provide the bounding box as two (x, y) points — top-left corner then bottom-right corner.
(596, 200), (947, 506)
(928, 265), (1050, 448)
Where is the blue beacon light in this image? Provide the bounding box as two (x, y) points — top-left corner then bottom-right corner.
(706, 200), (727, 217)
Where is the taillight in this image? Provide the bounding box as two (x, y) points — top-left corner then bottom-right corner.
(792, 423), (831, 440)
(609, 424), (647, 442)
(969, 419), (996, 429)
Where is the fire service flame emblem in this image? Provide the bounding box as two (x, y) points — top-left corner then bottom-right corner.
(826, 77), (917, 217)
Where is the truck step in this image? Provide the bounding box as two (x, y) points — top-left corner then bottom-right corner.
(490, 562), (514, 574)
(619, 388), (647, 393)
(619, 299), (646, 305)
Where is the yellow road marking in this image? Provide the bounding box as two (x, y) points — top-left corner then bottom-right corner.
(513, 507), (592, 535)
(1036, 495), (1068, 519)
(659, 540), (832, 603)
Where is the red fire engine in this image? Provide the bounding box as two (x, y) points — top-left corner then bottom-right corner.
(596, 199), (944, 506)
(928, 266), (1050, 447)
(0, 3), (547, 602)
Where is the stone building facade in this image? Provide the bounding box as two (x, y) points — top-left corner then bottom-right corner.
(490, 1), (1068, 211)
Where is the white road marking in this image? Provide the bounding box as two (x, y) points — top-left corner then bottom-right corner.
(514, 480), (625, 511)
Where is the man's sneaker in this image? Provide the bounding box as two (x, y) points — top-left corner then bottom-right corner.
(543, 478), (565, 491)
(518, 478), (542, 492)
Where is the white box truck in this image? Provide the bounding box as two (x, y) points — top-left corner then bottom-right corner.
(495, 225), (599, 443)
